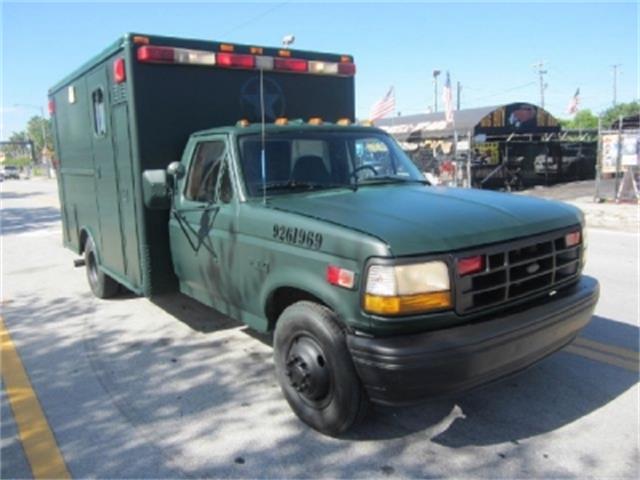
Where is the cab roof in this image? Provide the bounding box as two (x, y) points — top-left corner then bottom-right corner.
(191, 123), (385, 138)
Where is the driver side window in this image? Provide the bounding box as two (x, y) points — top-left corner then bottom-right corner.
(184, 140), (233, 203)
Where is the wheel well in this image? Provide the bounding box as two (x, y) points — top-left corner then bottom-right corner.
(266, 287), (327, 331)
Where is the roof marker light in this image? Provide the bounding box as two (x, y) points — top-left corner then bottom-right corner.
(219, 44), (234, 52)
(308, 117), (323, 125)
(250, 46), (263, 55)
(278, 49), (292, 57)
(340, 55), (352, 63)
(337, 118), (351, 126)
(132, 36), (150, 45)
(275, 117), (288, 125)
(113, 58), (126, 83)
(237, 119), (250, 127)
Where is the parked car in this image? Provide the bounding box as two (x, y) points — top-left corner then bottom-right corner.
(3, 165), (20, 180)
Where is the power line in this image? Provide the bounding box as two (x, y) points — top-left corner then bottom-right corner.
(464, 81), (536, 103)
(220, 2), (290, 38)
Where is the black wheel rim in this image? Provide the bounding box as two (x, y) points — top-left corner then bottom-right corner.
(285, 335), (332, 407)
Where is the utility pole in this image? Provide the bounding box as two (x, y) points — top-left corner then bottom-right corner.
(532, 61), (547, 108)
(611, 64), (621, 106)
(456, 81), (462, 110)
(433, 70), (441, 112)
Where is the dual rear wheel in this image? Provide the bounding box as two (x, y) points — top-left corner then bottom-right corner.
(84, 237), (119, 298)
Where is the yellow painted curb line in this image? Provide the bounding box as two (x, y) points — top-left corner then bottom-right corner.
(1, 316), (71, 479)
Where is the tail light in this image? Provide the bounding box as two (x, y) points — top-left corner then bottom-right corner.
(48, 98), (55, 115)
(113, 58), (126, 83)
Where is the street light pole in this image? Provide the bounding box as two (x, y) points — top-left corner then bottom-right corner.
(433, 70), (441, 113)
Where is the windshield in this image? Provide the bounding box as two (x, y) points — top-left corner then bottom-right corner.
(237, 130), (424, 196)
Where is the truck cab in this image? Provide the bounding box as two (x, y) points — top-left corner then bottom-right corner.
(144, 120), (599, 435)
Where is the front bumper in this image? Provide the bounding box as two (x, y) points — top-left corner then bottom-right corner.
(347, 276), (599, 405)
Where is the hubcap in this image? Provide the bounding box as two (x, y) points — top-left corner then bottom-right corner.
(285, 336), (330, 402)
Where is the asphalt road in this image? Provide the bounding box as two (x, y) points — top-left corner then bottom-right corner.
(1, 178), (638, 479)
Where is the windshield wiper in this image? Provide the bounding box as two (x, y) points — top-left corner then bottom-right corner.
(358, 176), (430, 186)
(263, 180), (349, 192)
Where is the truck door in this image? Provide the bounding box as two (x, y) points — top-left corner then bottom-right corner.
(86, 67), (125, 277)
(169, 137), (236, 305)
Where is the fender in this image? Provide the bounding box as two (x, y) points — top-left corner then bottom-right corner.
(260, 263), (368, 332)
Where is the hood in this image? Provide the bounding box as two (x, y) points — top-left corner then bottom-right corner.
(266, 185), (583, 256)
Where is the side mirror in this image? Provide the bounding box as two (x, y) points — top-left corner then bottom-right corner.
(167, 161), (185, 179)
(142, 169), (171, 209)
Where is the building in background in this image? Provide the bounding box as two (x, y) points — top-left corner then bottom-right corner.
(376, 102), (597, 190)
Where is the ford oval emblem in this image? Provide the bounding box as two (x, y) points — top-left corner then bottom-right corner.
(526, 262), (540, 274)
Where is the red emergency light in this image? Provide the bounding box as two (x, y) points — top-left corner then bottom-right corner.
(137, 46), (175, 63)
(338, 62), (356, 76)
(216, 52), (255, 69)
(274, 57), (308, 73)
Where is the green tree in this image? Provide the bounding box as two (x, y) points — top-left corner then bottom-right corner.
(25, 115), (54, 159)
(1, 131), (31, 158)
(600, 101), (640, 128)
(559, 109), (599, 130)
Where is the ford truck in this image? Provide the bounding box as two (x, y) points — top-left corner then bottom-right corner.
(49, 33), (599, 435)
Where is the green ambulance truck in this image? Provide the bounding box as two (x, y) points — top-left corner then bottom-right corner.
(50, 33), (599, 435)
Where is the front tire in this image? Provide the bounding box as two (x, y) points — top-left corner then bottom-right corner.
(84, 237), (119, 298)
(274, 301), (369, 436)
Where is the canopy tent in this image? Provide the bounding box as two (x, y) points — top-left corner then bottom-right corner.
(375, 102), (560, 141)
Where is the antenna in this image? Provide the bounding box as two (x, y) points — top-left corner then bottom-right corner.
(260, 68), (267, 204)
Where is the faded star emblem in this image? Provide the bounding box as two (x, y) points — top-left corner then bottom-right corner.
(240, 76), (285, 121)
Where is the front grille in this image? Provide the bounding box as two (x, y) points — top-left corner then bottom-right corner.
(455, 227), (582, 314)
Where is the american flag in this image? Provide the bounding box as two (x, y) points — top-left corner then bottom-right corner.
(567, 88), (580, 115)
(370, 86), (395, 120)
(442, 71), (454, 124)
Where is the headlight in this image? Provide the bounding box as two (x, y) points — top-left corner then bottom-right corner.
(363, 261), (452, 316)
